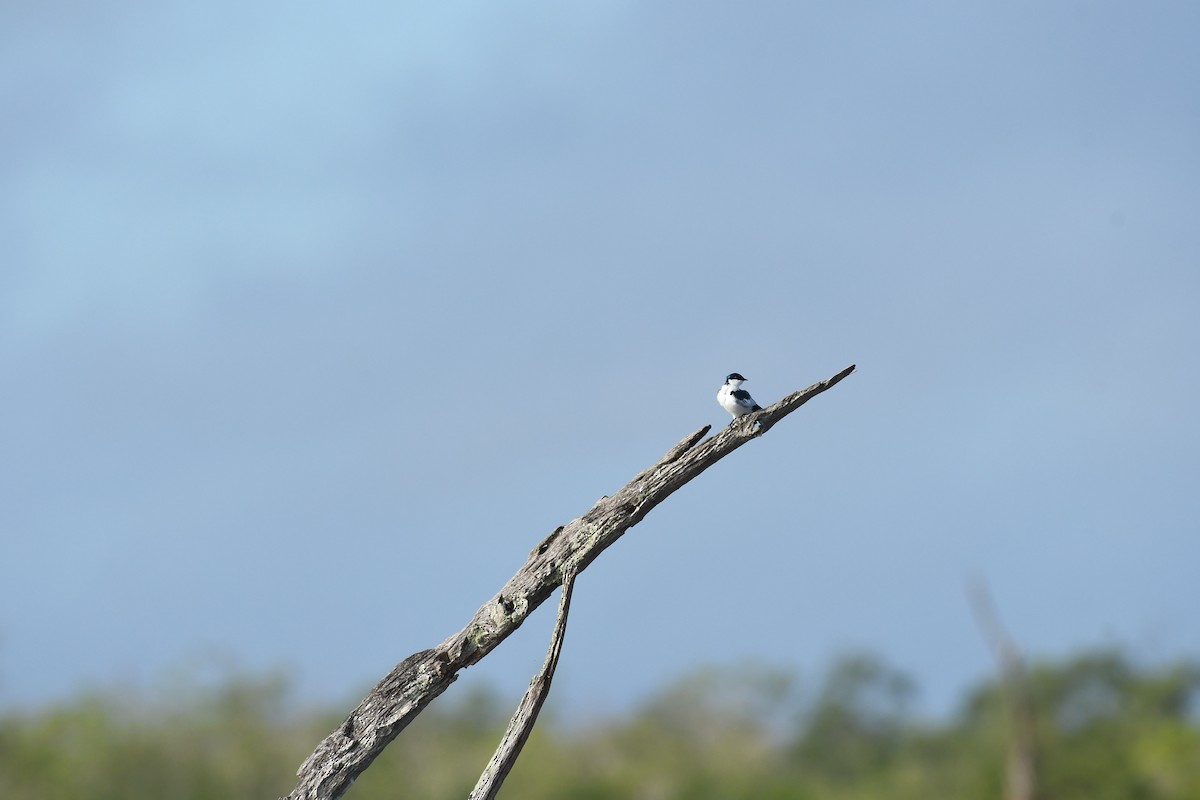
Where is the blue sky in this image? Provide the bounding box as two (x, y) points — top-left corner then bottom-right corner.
(3, 1), (1198, 719)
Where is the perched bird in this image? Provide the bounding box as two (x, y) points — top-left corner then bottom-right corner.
(717, 372), (763, 425)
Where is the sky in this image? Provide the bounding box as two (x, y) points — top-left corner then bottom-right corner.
(2, 1), (1198, 722)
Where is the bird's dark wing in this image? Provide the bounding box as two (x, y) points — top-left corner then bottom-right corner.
(731, 389), (762, 410)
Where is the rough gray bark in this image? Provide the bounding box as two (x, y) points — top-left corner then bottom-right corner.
(468, 566), (577, 800)
(283, 364), (856, 800)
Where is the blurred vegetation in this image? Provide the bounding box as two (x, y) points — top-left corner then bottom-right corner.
(2, 648), (1197, 799)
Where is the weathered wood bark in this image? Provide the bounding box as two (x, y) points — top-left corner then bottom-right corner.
(468, 566), (577, 800)
(283, 364), (856, 800)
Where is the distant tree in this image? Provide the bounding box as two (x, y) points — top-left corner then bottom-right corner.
(3, 646), (1198, 800)
(1032, 651), (1200, 800)
(960, 650), (1200, 800)
(792, 653), (916, 780)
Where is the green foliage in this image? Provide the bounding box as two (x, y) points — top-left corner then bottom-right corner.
(1, 648), (1197, 800)
(792, 653), (916, 781)
(0, 670), (308, 800)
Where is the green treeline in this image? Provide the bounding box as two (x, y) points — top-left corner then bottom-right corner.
(2, 648), (1198, 799)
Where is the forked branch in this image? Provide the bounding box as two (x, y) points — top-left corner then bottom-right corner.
(283, 364), (856, 800)
(468, 566), (577, 800)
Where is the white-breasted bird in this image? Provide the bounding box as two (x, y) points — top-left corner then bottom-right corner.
(717, 372), (763, 425)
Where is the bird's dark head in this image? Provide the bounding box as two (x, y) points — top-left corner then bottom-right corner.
(725, 373), (747, 383)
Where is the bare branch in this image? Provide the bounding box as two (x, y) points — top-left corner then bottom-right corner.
(284, 364), (856, 800)
(468, 567), (577, 800)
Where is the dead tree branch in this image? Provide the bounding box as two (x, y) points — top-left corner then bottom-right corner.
(468, 566), (577, 800)
(283, 364), (856, 800)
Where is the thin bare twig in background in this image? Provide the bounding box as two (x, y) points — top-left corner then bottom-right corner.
(968, 578), (1039, 800)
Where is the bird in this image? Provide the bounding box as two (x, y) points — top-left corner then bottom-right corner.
(717, 372), (762, 425)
